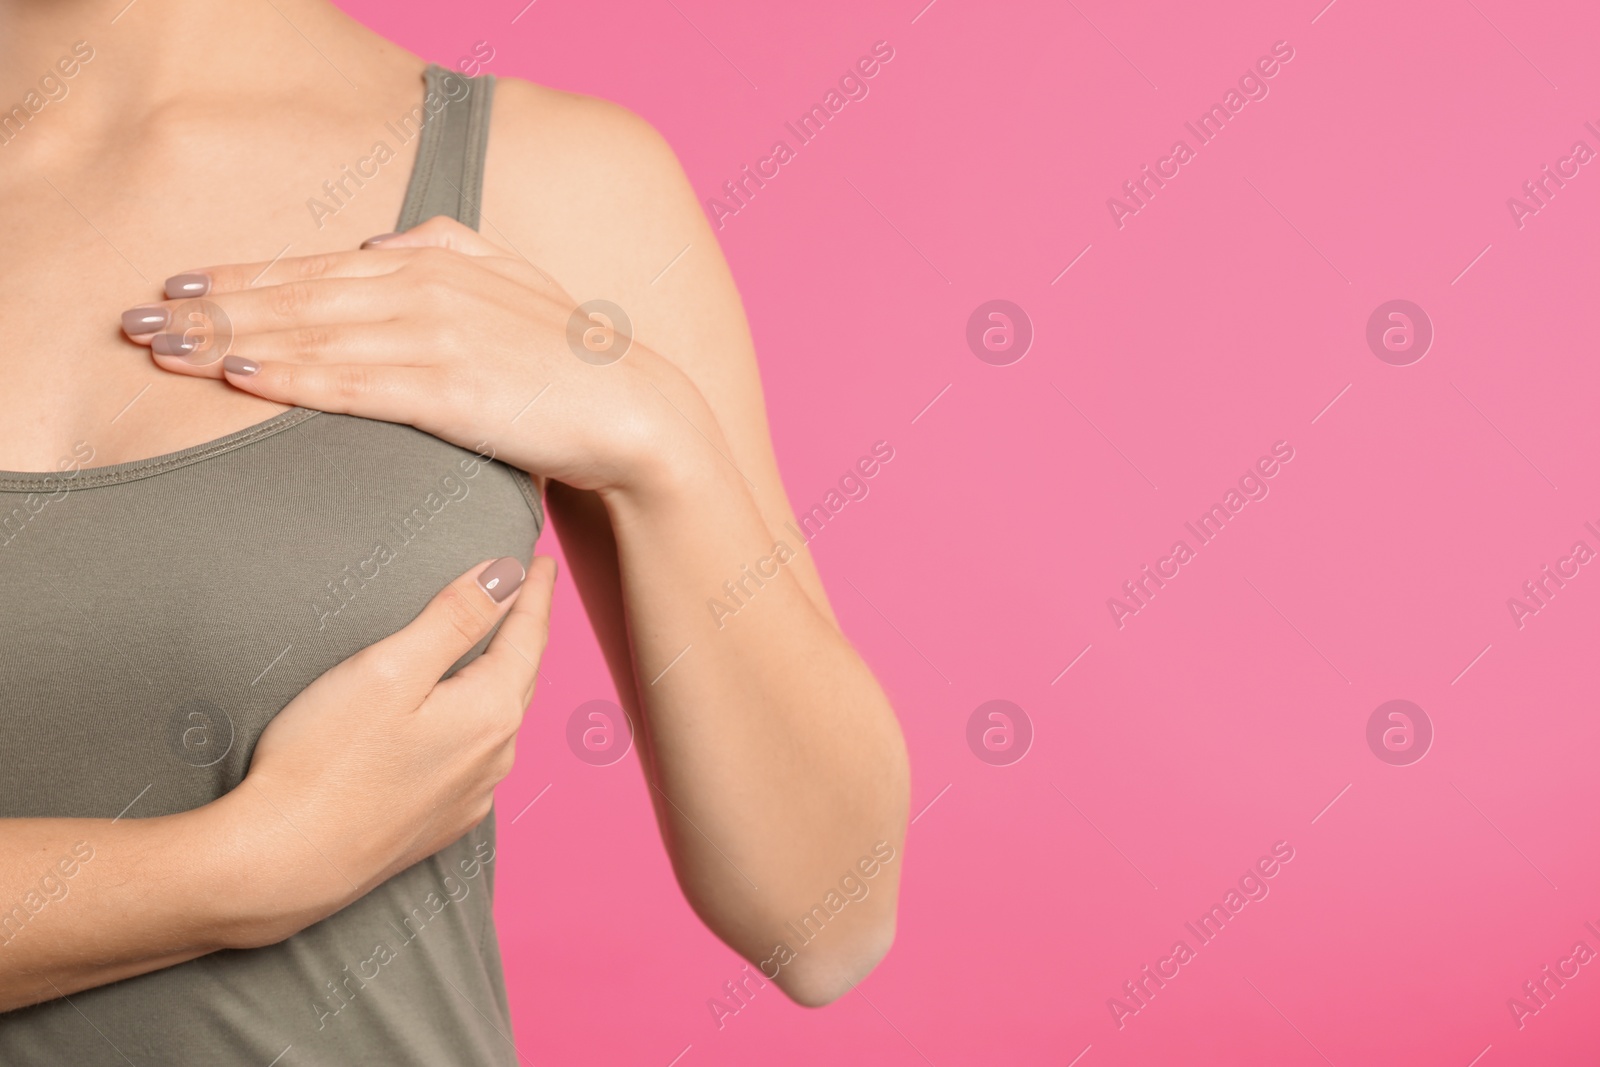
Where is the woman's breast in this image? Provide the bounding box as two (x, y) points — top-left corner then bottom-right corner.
(0, 411), (543, 819)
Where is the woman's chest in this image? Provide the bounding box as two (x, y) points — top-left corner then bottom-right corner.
(0, 140), (410, 472)
(0, 414), (542, 820)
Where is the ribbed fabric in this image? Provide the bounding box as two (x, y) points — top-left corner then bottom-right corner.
(398, 64), (496, 232)
(0, 65), (538, 1066)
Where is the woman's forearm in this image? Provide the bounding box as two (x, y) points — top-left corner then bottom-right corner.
(0, 775), (449, 1011)
(591, 380), (911, 1006)
(0, 797), (261, 1013)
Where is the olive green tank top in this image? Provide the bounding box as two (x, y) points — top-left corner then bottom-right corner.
(0, 65), (540, 1065)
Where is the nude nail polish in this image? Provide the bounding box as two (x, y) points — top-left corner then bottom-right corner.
(122, 306), (170, 333)
(222, 356), (260, 377)
(164, 273), (210, 299)
(361, 233), (400, 249)
(152, 334), (197, 356)
(477, 557), (526, 603)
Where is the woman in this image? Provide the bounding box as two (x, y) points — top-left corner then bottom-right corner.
(0, 1), (910, 1062)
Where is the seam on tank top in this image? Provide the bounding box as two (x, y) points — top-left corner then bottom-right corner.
(398, 65), (447, 231)
(507, 466), (546, 530)
(418, 64), (448, 223)
(401, 66), (491, 231)
(476, 890), (493, 955)
(475, 809), (496, 954)
(403, 73), (441, 231)
(0, 408), (322, 491)
(462, 74), (495, 230)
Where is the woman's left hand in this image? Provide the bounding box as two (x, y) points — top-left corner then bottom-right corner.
(120, 215), (709, 496)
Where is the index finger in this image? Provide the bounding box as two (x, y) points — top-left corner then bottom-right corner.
(161, 249), (402, 301)
(161, 215), (527, 301)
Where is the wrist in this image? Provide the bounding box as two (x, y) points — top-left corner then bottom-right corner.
(599, 352), (738, 507)
(196, 781), (354, 950)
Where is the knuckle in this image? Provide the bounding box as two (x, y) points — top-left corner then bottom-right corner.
(290, 324), (334, 359)
(434, 585), (489, 647)
(274, 361), (303, 392)
(293, 252), (342, 280)
(529, 613), (552, 654)
(410, 251), (461, 299)
(491, 743), (517, 782)
(510, 603), (551, 657)
(269, 279), (316, 320)
(496, 690), (526, 737)
(330, 364), (378, 403)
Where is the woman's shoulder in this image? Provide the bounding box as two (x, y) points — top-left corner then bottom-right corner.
(482, 77), (714, 299)
(488, 77), (685, 200)
(474, 73), (796, 574)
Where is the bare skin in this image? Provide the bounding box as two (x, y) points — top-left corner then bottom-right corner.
(0, 0), (909, 1012)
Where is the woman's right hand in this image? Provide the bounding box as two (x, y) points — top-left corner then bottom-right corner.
(217, 554), (556, 948)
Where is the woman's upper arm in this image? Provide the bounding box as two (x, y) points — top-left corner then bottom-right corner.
(484, 78), (841, 628)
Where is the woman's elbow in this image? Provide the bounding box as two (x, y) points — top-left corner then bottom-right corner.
(771, 912), (898, 1008)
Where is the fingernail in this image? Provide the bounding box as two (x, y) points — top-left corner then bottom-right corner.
(222, 355), (260, 377)
(477, 557), (526, 603)
(152, 333), (197, 356)
(122, 305), (170, 333)
(361, 233), (400, 249)
(164, 272), (210, 299)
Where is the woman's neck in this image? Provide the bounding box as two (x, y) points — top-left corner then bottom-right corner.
(0, 0), (427, 473)
(0, 0), (377, 164)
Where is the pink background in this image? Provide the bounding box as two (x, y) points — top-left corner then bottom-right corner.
(341, 1), (1600, 1063)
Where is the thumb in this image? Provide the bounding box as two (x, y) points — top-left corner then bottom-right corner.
(360, 556), (529, 699)
(445, 555), (557, 709)
(361, 213), (505, 257)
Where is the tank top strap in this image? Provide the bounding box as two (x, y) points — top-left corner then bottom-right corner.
(396, 63), (497, 232)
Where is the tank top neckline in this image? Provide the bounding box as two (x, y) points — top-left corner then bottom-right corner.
(0, 63), (493, 493)
(0, 408), (323, 492)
